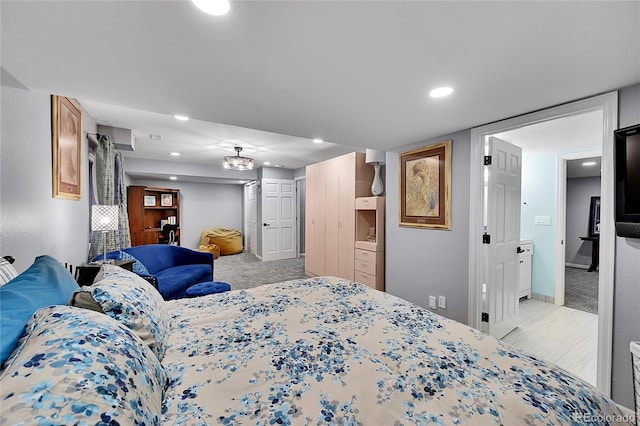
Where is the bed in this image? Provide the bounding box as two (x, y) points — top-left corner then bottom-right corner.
(0, 258), (632, 425)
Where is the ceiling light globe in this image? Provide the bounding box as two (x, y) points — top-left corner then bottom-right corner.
(192, 0), (230, 16)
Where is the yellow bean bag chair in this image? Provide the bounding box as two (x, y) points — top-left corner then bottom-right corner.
(198, 241), (221, 259)
(199, 228), (243, 256)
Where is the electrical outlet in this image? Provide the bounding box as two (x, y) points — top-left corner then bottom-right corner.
(428, 295), (437, 310)
(438, 296), (446, 309)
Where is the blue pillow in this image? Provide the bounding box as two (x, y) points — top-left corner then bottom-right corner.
(118, 251), (150, 275)
(0, 255), (79, 366)
(91, 250), (150, 275)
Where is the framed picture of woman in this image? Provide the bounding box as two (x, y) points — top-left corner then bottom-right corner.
(52, 95), (82, 200)
(399, 140), (452, 229)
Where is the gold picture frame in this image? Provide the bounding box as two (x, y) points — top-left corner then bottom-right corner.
(399, 140), (452, 229)
(52, 95), (82, 200)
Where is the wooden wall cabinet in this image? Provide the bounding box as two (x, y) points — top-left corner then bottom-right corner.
(305, 152), (373, 280)
(128, 186), (180, 246)
(354, 196), (385, 291)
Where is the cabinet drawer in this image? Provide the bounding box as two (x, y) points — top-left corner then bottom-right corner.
(355, 248), (376, 263)
(354, 270), (376, 288)
(354, 258), (376, 275)
(355, 197), (375, 209)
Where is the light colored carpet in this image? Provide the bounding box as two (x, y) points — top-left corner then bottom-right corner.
(213, 252), (307, 290)
(564, 266), (598, 314)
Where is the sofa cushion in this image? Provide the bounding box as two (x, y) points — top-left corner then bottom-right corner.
(0, 255), (79, 366)
(70, 265), (170, 361)
(156, 264), (212, 299)
(0, 305), (166, 425)
(124, 244), (177, 275)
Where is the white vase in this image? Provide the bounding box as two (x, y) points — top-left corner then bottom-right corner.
(371, 163), (384, 196)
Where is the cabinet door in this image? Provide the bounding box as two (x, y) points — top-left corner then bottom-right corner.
(337, 155), (355, 280)
(324, 158), (340, 276)
(305, 164), (326, 276)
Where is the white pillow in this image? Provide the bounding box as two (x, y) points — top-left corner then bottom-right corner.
(0, 257), (18, 286)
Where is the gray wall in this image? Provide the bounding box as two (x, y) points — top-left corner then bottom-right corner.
(386, 130), (471, 324)
(565, 176), (601, 267)
(130, 178), (243, 250)
(611, 83), (640, 408)
(0, 85), (94, 272)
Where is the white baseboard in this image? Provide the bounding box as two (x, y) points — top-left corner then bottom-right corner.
(531, 292), (555, 304)
(565, 263), (590, 270)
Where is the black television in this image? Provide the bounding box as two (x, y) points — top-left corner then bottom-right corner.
(615, 123), (640, 238)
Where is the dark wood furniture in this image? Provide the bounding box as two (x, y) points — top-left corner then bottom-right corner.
(128, 186), (180, 246)
(579, 236), (599, 272)
(75, 259), (136, 286)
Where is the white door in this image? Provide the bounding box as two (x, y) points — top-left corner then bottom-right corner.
(244, 182), (258, 255)
(485, 136), (522, 338)
(261, 178), (297, 261)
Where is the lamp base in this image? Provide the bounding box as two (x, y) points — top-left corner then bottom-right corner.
(371, 163), (384, 196)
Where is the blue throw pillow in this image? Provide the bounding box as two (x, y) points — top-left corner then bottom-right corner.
(118, 251), (150, 275)
(91, 250), (150, 275)
(0, 255), (79, 366)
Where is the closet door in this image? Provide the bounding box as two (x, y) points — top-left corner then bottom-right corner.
(337, 154), (356, 280)
(305, 163), (322, 276)
(324, 157), (340, 276)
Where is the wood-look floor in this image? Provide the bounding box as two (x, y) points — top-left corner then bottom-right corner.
(501, 298), (598, 386)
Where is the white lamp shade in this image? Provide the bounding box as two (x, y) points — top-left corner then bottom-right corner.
(365, 149), (386, 165)
(91, 205), (119, 232)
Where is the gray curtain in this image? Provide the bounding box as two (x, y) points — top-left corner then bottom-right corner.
(115, 152), (131, 249)
(88, 135), (130, 259)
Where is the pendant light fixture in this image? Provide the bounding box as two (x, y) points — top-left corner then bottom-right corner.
(223, 146), (254, 170)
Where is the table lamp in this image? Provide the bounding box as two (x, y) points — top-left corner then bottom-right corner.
(365, 149), (386, 196)
(91, 204), (119, 264)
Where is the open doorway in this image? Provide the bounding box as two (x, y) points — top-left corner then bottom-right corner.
(468, 92), (618, 395)
(491, 119), (602, 385)
(564, 155), (601, 314)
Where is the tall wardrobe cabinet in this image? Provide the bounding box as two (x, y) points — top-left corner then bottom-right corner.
(305, 152), (373, 280)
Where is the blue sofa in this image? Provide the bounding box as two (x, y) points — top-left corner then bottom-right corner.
(96, 245), (214, 300)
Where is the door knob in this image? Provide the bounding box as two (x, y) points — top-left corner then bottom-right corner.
(263, 223), (270, 227)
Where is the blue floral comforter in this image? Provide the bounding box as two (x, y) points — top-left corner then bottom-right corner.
(161, 277), (630, 425)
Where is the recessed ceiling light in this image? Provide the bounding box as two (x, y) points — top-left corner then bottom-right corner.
(174, 115), (189, 121)
(313, 138), (323, 144)
(264, 161), (271, 165)
(192, 0), (230, 16)
(429, 86), (454, 98)
(169, 176), (178, 180)
(274, 164), (284, 168)
(170, 152), (180, 157)
(582, 161), (597, 166)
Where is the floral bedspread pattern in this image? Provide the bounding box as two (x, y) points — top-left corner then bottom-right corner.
(162, 277), (629, 425)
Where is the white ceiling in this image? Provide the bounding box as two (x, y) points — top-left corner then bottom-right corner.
(1, 1), (639, 175)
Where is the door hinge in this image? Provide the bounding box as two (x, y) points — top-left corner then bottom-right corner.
(483, 234), (491, 244)
(484, 155), (492, 165)
(481, 312), (489, 323)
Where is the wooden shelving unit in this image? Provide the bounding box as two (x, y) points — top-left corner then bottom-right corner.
(354, 196), (385, 291)
(128, 186), (180, 246)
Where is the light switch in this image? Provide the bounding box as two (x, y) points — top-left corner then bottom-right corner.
(535, 216), (551, 225)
